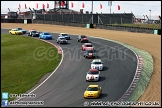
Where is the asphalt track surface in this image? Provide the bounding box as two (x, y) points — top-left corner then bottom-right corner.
(1, 29), (137, 107)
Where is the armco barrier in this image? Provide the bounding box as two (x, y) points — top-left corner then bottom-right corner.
(32, 20), (155, 34)
(1, 19), (32, 23)
(96, 24), (154, 34)
(1, 19), (156, 34)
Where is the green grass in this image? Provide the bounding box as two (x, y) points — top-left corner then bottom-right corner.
(1, 34), (62, 101)
(102, 38), (154, 105)
(126, 47), (153, 102)
(107, 23), (161, 29)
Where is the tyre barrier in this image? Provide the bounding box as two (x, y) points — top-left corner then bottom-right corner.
(118, 55), (143, 102)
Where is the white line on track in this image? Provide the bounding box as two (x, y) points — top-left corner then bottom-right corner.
(2, 28), (139, 102)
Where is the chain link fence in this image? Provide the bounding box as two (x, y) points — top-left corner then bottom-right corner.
(34, 13), (134, 24)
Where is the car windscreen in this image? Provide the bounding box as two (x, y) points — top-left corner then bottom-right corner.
(62, 34), (67, 36)
(88, 71), (99, 74)
(32, 31), (37, 33)
(86, 45), (92, 47)
(92, 62), (102, 64)
(81, 36), (86, 38)
(44, 33), (49, 35)
(17, 28), (22, 30)
(86, 87), (98, 91)
(87, 50), (94, 53)
(60, 37), (65, 40)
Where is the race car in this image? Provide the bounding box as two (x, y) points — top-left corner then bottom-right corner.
(9, 29), (23, 35)
(77, 35), (89, 43)
(86, 69), (100, 81)
(58, 33), (70, 40)
(91, 59), (104, 70)
(83, 49), (96, 59)
(82, 43), (94, 51)
(28, 29), (36, 33)
(56, 37), (68, 44)
(27, 30), (40, 37)
(15, 28), (27, 34)
(84, 85), (102, 98)
(39, 32), (52, 40)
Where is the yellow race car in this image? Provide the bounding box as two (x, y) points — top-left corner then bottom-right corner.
(9, 29), (23, 35)
(84, 85), (102, 98)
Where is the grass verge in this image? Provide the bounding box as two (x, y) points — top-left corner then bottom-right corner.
(104, 38), (154, 105)
(1, 34), (62, 102)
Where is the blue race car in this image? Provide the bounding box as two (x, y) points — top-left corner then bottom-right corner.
(15, 28), (27, 34)
(58, 33), (70, 40)
(39, 32), (52, 40)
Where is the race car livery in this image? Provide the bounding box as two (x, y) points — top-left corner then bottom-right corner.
(82, 43), (94, 51)
(27, 30), (40, 37)
(86, 69), (100, 81)
(58, 33), (70, 40)
(15, 28), (26, 34)
(39, 32), (52, 40)
(56, 37), (68, 44)
(84, 49), (96, 58)
(28, 29), (36, 33)
(9, 29), (23, 35)
(91, 59), (104, 70)
(84, 85), (102, 98)
(83, 49), (96, 59)
(77, 35), (89, 43)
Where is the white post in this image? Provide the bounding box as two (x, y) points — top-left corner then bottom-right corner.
(92, 1), (93, 14)
(110, 6), (111, 14)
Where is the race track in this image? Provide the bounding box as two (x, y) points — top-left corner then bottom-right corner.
(1, 29), (137, 107)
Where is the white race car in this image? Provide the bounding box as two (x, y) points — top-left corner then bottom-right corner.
(91, 59), (103, 70)
(58, 33), (70, 40)
(86, 69), (100, 81)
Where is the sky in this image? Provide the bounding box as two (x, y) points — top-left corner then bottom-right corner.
(1, 1), (161, 20)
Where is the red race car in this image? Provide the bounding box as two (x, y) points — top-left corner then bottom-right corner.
(82, 43), (94, 51)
